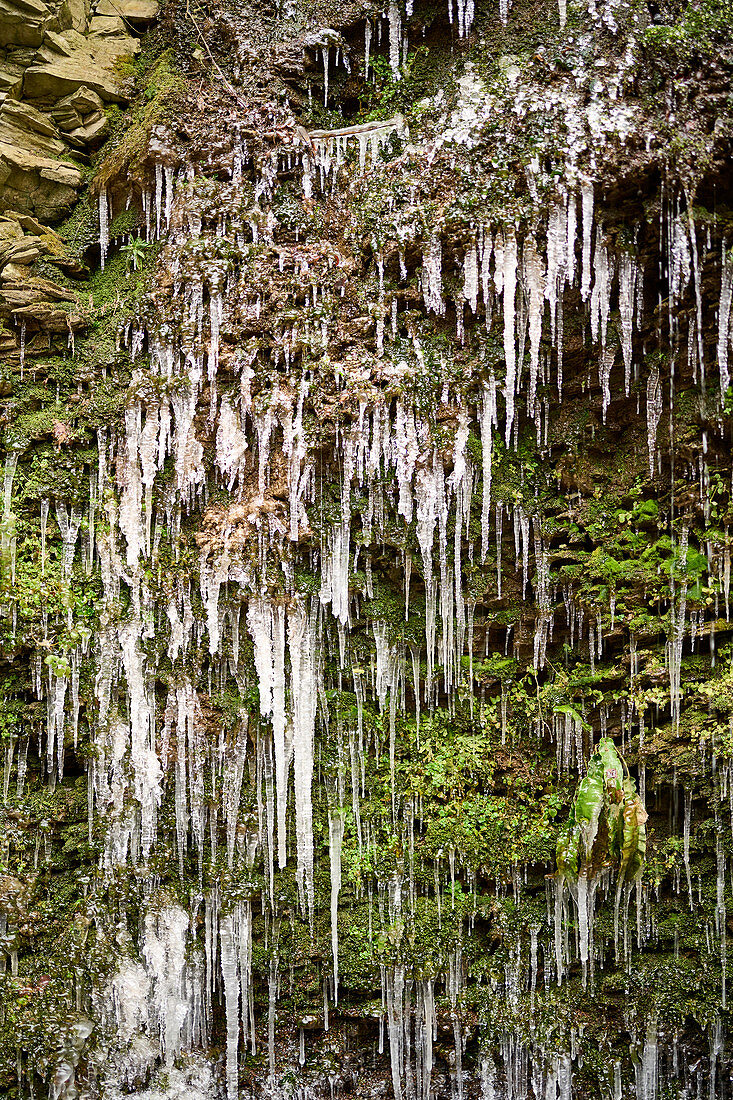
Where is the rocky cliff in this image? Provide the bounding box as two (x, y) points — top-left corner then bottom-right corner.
(0, 0), (732, 1097)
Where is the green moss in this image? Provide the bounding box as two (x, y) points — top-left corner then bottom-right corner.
(643, 0), (731, 61)
(95, 52), (186, 190)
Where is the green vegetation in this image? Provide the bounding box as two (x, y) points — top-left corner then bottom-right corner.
(556, 738), (647, 885)
(1, 0), (732, 1093)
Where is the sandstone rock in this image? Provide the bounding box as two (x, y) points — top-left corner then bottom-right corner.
(2, 97), (60, 139)
(0, 64), (24, 96)
(52, 87), (109, 145)
(8, 302), (85, 330)
(68, 109), (108, 144)
(58, 0), (89, 32)
(0, 97), (84, 219)
(0, 150), (81, 220)
(0, 217), (24, 242)
(50, 103), (80, 129)
(0, 0), (51, 48)
(0, 237), (43, 263)
(53, 83), (104, 116)
(23, 29), (139, 101)
(8, 211), (60, 236)
(0, 273), (81, 334)
(42, 27), (75, 54)
(2, 284), (55, 307)
(51, 253), (88, 277)
(94, 0), (157, 22)
(0, 329), (16, 352)
(88, 13), (124, 33)
(1, 260), (32, 280)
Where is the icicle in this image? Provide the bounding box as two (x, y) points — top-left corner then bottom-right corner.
(289, 603), (317, 921)
(590, 228), (612, 347)
(364, 19), (372, 77)
(480, 373), (497, 561)
(619, 252), (637, 395)
(463, 243), (479, 313)
(388, 1), (401, 75)
(502, 230), (518, 445)
(423, 237), (444, 315)
(142, 904), (191, 1066)
(496, 502), (503, 597)
(220, 911), (240, 1100)
(566, 191), (577, 287)
(545, 202), (565, 343)
(669, 527), (688, 730)
(683, 789), (693, 910)
(716, 820), (727, 1009)
(216, 396), (248, 490)
(386, 962), (405, 1100)
(581, 181), (594, 301)
(1, 453), (18, 586)
(481, 229), (494, 323)
(99, 190), (109, 271)
(329, 806), (343, 1004)
(599, 347), (615, 422)
(718, 243), (733, 399)
(685, 198), (705, 383)
(272, 606), (288, 868)
(635, 1014), (658, 1100)
(646, 366), (663, 478)
(416, 460), (440, 695)
(18, 319), (25, 377)
(524, 237), (545, 417)
(154, 163), (163, 239)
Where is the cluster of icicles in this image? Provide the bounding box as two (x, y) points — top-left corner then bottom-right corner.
(95, 110), (733, 448)
(361, 0), (476, 95)
(325, 0), (632, 103)
(425, 190), (732, 451)
(9, 126), (732, 1094)
(301, 115), (407, 198)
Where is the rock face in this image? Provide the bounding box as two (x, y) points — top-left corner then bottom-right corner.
(0, 1), (733, 1099)
(0, 98), (82, 218)
(0, 0), (155, 217)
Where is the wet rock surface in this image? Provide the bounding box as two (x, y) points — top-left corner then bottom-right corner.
(0, 0), (732, 1098)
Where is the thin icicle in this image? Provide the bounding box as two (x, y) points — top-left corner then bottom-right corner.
(480, 372), (497, 561)
(329, 806), (344, 1004)
(99, 190), (109, 271)
(524, 237), (545, 417)
(423, 237), (444, 315)
(220, 912), (240, 1100)
(581, 181), (594, 301)
(502, 230), (518, 445)
(463, 243), (479, 313)
(718, 243), (733, 398)
(289, 603), (317, 922)
(686, 198), (705, 383)
(646, 366), (663, 477)
(619, 252), (637, 395)
(388, 2), (401, 75)
(590, 228), (613, 347)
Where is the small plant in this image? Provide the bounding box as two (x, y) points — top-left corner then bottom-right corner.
(119, 237), (150, 273)
(44, 653), (72, 678)
(556, 737), (647, 887)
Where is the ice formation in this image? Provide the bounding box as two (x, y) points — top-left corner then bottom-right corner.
(7, 10), (733, 1099)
